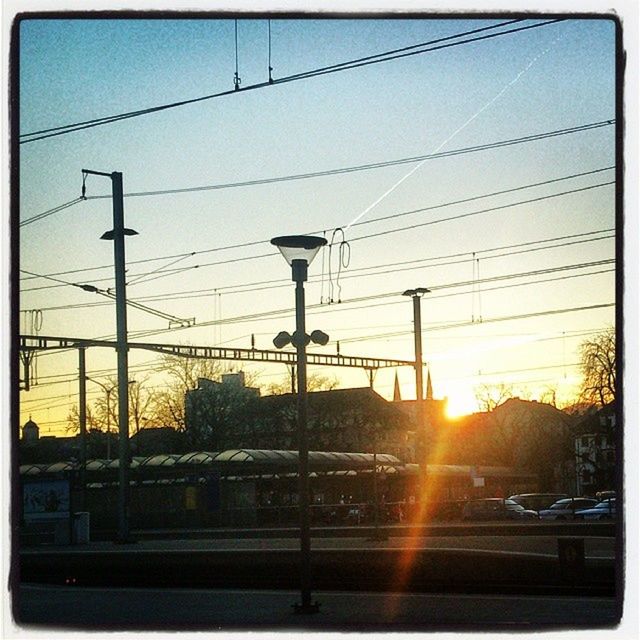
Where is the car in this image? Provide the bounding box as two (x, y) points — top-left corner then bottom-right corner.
(508, 493), (568, 512)
(462, 498), (539, 521)
(575, 498), (616, 520)
(538, 497), (598, 520)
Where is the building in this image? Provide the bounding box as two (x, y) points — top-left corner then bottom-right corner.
(574, 402), (616, 496)
(185, 375), (415, 459)
(21, 417), (40, 443)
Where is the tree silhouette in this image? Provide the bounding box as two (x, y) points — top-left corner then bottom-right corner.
(578, 327), (616, 408)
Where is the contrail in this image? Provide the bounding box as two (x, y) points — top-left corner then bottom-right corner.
(344, 33), (563, 231)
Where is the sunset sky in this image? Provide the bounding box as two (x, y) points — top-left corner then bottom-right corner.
(16, 12), (619, 435)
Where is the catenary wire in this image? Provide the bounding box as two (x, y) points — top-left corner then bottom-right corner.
(20, 178), (615, 293)
(24, 233), (614, 312)
(77, 123), (613, 201)
(20, 19), (557, 143)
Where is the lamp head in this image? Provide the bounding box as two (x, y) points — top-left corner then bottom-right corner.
(273, 331), (292, 349)
(101, 228), (139, 240)
(402, 287), (431, 297)
(310, 329), (330, 346)
(270, 235), (327, 266)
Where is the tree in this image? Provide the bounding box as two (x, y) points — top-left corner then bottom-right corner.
(67, 376), (155, 436)
(149, 353), (223, 430)
(128, 376), (156, 435)
(66, 404), (99, 434)
(474, 383), (516, 412)
(184, 378), (261, 450)
(263, 372), (339, 396)
(578, 327), (616, 408)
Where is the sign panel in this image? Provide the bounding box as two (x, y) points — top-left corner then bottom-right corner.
(23, 479), (70, 520)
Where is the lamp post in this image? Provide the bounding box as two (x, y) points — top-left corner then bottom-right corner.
(89, 378), (116, 461)
(271, 234), (327, 615)
(403, 287), (430, 501)
(82, 169), (138, 543)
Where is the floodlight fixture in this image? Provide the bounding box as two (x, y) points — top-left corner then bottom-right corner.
(270, 235), (327, 267)
(310, 330), (330, 346)
(273, 331), (292, 349)
(101, 228), (139, 240)
(402, 287), (430, 297)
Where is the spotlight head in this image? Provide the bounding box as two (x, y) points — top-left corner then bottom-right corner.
(291, 330), (311, 348)
(273, 331), (292, 349)
(310, 330), (330, 346)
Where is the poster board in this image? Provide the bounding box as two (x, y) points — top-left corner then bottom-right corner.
(22, 478), (71, 521)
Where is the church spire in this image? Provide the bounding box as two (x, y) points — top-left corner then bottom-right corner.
(393, 371), (401, 402)
(426, 367), (433, 400)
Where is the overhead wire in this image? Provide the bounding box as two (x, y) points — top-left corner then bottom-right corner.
(120, 262), (615, 341)
(19, 198), (85, 228)
(74, 122), (614, 202)
(19, 19), (559, 144)
(25, 231), (614, 312)
(20, 176), (615, 292)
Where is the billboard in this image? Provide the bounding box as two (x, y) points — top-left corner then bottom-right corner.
(23, 478), (70, 520)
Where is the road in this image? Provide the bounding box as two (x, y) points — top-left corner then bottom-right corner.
(20, 533), (617, 558)
(14, 584), (620, 630)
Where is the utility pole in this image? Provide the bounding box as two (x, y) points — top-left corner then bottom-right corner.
(403, 288), (430, 500)
(78, 346), (87, 510)
(83, 169), (137, 544)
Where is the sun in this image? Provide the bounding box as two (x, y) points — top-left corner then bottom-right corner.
(444, 392), (477, 419)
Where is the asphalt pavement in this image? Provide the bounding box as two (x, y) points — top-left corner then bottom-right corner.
(20, 533), (616, 558)
(15, 584), (621, 631)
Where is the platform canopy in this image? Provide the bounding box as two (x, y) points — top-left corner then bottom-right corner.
(19, 449), (405, 481)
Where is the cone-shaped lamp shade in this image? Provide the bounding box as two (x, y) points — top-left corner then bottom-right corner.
(270, 235), (327, 266)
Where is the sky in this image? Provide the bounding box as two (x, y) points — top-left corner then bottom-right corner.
(15, 11), (621, 435)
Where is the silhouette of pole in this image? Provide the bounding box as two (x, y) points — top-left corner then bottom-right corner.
(84, 168), (137, 543)
(270, 234), (326, 614)
(403, 288), (430, 500)
(293, 259), (313, 611)
(78, 346), (87, 510)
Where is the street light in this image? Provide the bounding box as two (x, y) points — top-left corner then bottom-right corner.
(88, 378), (135, 461)
(88, 378), (116, 461)
(271, 234), (327, 614)
(403, 287), (430, 501)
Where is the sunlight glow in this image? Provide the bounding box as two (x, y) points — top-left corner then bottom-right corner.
(444, 393), (477, 419)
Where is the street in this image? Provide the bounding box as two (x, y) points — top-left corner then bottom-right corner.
(15, 584), (620, 630)
(20, 533), (616, 559)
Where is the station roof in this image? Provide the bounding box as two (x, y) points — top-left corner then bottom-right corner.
(19, 449), (403, 478)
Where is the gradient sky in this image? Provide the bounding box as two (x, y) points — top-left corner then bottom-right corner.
(16, 14), (618, 435)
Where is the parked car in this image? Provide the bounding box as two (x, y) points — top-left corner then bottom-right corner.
(508, 493), (568, 512)
(575, 498), (616, 520)
(538, 497), (598, 520)
(462, 498), (538, 521)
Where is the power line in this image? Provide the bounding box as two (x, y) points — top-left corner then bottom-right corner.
(335, 302), (614, 345)
(350, 181), (614, 244)
(20, 177), (614, 293)
(23, 230), (614, 311)
(20, 19), (559, 144)
(124, 265), (614, 342)
(19, 162), (614, 279)
(299, 268), (614, 339)
(76, 123), (614, 202)
(21, 166), (615, 281)
(20, 198), (85, 228)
